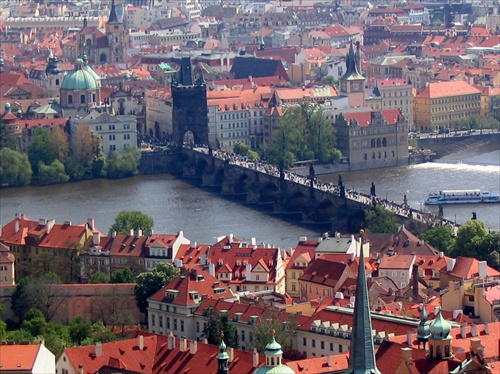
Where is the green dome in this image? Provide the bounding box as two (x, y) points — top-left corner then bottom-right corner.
(61, 59), (98, 91)
(254, 365), (295, 374)
(417, 305), (431, 340)
(264, 336), (283, 356)
(429, 310), (451, 339)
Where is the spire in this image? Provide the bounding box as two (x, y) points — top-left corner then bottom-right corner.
(347, 230), (381, 374)
(341, 40), (364, 81)
(108, 0), (119, 24)
(217, 333), (229, 374)
(417, 303), (431, 349)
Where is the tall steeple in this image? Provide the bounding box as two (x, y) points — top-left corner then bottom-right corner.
(341, 40), (364, 81)
(347, 230), (381, 374)
(108, 0), (119, 24)
(339, 40), (366, 107)
(217, 334), (229, 374)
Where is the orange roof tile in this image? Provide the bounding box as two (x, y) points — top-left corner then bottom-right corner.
(0, 344), (41, 370)
(417, 80), (481, 99)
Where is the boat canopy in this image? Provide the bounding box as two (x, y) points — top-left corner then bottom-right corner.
(441, 189), (481, 196)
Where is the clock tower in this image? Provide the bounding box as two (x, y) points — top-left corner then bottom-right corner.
(339, 41), (365, 108)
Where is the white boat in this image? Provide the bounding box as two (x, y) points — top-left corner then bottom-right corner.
(425, 189), (500, 205)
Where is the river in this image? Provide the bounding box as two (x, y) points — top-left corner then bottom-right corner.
(1, 149), (499, 249)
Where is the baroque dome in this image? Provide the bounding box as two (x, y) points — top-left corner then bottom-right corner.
(61, 58), (98, 91)
(429, 310), (452, 339)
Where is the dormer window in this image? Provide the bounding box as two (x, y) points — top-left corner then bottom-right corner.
(165, 289), (180, 299)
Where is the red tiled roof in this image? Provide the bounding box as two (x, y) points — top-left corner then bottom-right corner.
(379, 254), (415, 270)
(448, 256), (500, 279)
(0, 344), (42, 370)
(417, 80), (481, 99)
(286, 352), (349, 373)
(149, 270), (233, 306)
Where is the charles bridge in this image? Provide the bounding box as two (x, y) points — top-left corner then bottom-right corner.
(141, 147), (446, 234)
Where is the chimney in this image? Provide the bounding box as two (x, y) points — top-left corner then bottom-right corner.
(78, 364), (84, 374)
(46, 219), (55, 234)
(203, 338), (208, 344)
(412, 264), (419, 300)
(138, 335), (144, 350)
(229, 233), (234, 243)
(461, 323), (467, 338)
(452, 309), (463, 319)
(228, 347), (234, 362)
(401, 347), (413, 363)
(439, 251), (444, 258)
(93, 232), (100, 245)
(470, 324), (477, 337)
(95, 342), (102, 357)
(39, 218), (47, 226)
(15, 221), (19, 233)
(327, 354), (332, 367)
(168, 332), (175, 350)
(406, 331), (412, 345)
(478, 261), (487, 279)
(470, 338), (482, 354)
(129, 229), (134, 236)
(484, 322), (489, 335)
(180, 337), (188, 352)
(136, 229), (142, 239)
(190, 340), (197, 354)
(87, 218), (94, 230)
(446, 258), (456, 272)
(253, 348), (259, 368)
(111, 231), (116, 238)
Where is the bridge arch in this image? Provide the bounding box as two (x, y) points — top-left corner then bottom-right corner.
(259, 182), (279, 203)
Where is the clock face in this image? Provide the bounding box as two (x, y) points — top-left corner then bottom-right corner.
(352, 82), (360, 92)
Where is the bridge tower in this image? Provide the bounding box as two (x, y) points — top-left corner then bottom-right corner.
(172, 57), (209, 149)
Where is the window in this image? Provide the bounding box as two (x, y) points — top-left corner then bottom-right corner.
(109, 135), (116, 140)
(68, 95), (73, 104)
(174, 319), (178, 330)
(256, 275), (260, 281)
(151, 314), (156, 327)
(242, 331), (245, 341)
(124, 134), (130, 140)
(196, 321), (200, 333)
(312, 339), (316, 348)
(167, 317), (170, 329)
(109, 145), (116, 152)
(181, 320), (184, 332)
(303, 338), (307, 346)
(321, 341), (325, 349)
(339, 344), (343, 353)
(80, 94), (86, 104)
(159, 316), (163, 328)
(330, 343), (334, 351)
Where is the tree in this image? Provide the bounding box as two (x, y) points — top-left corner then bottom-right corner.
(134, 262), (180, 315)
(109, 210), (154, 236)
(254, 311), (298, 358)
(419, 226), (455, 253)
(107, 145), (141, 179)
(69, 125), (105, 180)
(261, 107), (301, 170)
(69, 315), (92, 345)
(202, 307), (239, 348)
(21, 308), (47, 336)
(0, 148), (32, 186)
(452, 220), (488, 259)
(81, 321), (117, 345)
(365, 206), (399, 233)
(37, 160), (70, 185)
(89, 271), (110, 284)
(28, 127), (69, 175)
(322, 75), (337, 86)
(11, 273), (68, 322)
(302, 104), (337, 163)
(111, 268), (136, 283)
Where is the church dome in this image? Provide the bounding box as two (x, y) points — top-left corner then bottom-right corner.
(61, 58), (98, 91)
(253, 335), (294, 374)
(429, 310), (451, 339)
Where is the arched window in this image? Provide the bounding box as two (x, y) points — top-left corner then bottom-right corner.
(364, 153), (367, 160)
(384, 151), (387, 158)
(372, 152), (375, 159)
(392, 151), (395, 157)
(377, 138), (381, 147)
(68, 95), (73, 104)
(55, 79), (60, 86)
(80, 94), (86, 104)
(445, 345), (450, 357)
(92, 93), (96, 103)
(85, 38), (92, 47)
(382, 137), (387, 147)
(378, 152), (381, 159)
(371, 139), (375, 148)
(100, 53), (107, 63)
(436, 346), (442, 359)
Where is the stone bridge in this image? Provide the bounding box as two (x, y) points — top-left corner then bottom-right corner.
(179, 148), (434, 234)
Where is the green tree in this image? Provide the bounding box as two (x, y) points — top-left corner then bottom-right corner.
(109, 210), (154, 235)
(261, 107), (301, 170)
(68, 125), (106, 180)
(69, 315), (92, 345)
(0, 148), (32, 186)
(302, 103), (337, 163)
(322, 75), (337, 86)
(365, 206), (399, 233)
(21, 308), (47, 337)
(134, 262), (180, 315)
(37, 160), (70, 185)
(452, 220), (488, 259)
(233, 142), (250, 156)
(110, 268), (136, 283)
(11, 273), (67, 322)
(89, 271), (110, 284)
(107, 145), (141, 179)
(0, 303), (6, 340)
(27, 127), (69, 175)
(419, 226), (455, 253)
(202, 307), (239, 348)
(254, 311), (298, 357)
(81, 321), (117, 345)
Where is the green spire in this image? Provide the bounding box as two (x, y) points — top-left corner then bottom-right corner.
(347, 230), (381, 374)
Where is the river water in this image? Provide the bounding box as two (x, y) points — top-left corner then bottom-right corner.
(1, 149), (499, 250)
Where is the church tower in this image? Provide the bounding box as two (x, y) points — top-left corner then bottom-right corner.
(217, 336), (229, 374)
(339, 41), (365, 108)
(347, 230), (381, 374)
(106, 0), (127, 63)
(428, 309), (453, 360)
(417, 303), (431, 350)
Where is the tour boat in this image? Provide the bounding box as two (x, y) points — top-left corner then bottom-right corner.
(425, 189), (500, 205)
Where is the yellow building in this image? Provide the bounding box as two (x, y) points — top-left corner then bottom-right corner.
(414, 80), (481, 132)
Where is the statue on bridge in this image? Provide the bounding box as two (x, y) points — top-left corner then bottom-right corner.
(370, 182), (376, 197)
